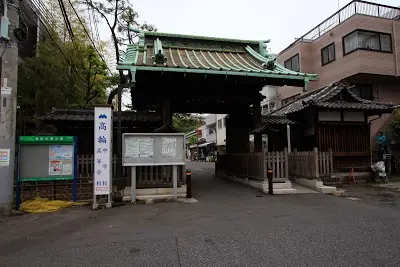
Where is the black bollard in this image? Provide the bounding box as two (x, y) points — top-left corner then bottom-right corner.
(186, 169), (192, 198)
(267, 167), (273, 195)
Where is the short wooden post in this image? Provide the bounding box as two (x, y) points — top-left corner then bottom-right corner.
(328, 148), (333, 173)
(313, 147), (319, 179)
(284, 147), (289, 179)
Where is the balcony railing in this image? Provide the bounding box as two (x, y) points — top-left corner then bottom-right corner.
(282, 0), (400, 53)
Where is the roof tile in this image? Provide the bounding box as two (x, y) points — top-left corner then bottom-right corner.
(271, 82), (396, 116)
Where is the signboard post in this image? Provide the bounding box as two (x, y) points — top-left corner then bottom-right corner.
(122, 133), (185, 203)
(16, 136), (78, 210)
(93, 106), (113, 209)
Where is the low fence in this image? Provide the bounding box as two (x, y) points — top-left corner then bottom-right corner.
(216, 148), (333, 181)
(216, 149), (289, 181)
(216, 153), (264, 179)
(288, 148), (333, 179)
(266, 149), (289, 181)
(17, 154), (184, 202)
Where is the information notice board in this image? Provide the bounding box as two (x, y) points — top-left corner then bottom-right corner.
(16, 136), (78, 209)
(18, 136), (77, 181)
(122, 133), (185, 166)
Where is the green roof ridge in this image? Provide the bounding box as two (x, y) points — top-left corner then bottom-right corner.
(184, 49), (200, 68)
(216, 52), (241, 71)
(200, 51), (220, 70)
(168, 48), (178, 67)
(207, 51), (230, 71)
(192, 50), (211, 69)
(237, 53), (267, 73)
(229, 52), (256, 72)
(177, 49), (189, 68)
(222, 52), (243, 71)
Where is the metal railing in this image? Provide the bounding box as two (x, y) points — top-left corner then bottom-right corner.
(282, 0), (400, 53)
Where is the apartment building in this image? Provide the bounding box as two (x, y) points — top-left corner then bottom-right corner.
(274, 0), (400, 141)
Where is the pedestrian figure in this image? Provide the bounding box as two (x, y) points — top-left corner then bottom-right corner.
(376, 131), (388, 161)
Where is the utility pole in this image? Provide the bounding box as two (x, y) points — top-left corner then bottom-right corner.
(0, 0), (19, 216)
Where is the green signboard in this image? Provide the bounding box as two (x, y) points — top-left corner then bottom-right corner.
(16, 135), (79, 209)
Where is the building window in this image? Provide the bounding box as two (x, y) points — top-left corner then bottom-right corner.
(281, 94), (300, 106)
(217, 119), (222, 129)
(223, 117), (227, 127)
(284, 54), (300, 72)
(343, 30), (392, 55)
(321, 43), (335, 66)
(350, 84), (373, 100)
(261, 102), (276, 114)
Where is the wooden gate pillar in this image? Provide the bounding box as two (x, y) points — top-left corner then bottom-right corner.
(226, 110), (250, 153)
(253, 101), (262, 152)
(162, 99), (172, 125)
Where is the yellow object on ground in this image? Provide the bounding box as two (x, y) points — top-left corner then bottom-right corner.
(20, 197), (87, 213)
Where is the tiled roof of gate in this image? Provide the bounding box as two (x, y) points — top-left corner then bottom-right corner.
(271, 82), (397, 116)
(41, 109), (161, 122)
(117, 30), (318, 80)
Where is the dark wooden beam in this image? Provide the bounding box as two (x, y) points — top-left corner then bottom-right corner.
(253, 101), (262, 152)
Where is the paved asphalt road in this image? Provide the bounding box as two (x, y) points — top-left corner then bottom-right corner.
(1, 161), (400, 267)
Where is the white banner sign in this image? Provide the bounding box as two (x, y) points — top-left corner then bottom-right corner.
(94, 107), (112, 195)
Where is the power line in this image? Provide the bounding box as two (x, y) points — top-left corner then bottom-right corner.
(65, 0), (113, 75)
(57, 0), (74, 40)
(20, 3), (87, 86)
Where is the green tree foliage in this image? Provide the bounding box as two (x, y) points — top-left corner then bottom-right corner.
(172, 114), (204, 133)
(18, 3), (117, 124)
(81, 0), (156, 105)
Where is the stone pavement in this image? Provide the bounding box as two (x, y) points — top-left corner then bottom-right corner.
(1, 161), (400, 267)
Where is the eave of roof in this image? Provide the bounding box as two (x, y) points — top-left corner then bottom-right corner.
(40, 109), (161, 122)
(262, 115), (296, 125)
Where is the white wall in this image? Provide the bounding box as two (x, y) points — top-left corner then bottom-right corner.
(216, 114), (227, 146)
(260, 85), (279, 114)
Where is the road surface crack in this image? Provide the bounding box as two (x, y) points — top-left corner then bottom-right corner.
(175, 236), (182, 267)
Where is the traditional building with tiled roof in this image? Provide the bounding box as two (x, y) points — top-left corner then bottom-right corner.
(258, 82), (397, 170)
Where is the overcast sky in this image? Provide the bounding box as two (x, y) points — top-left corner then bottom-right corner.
(98, 0), (399, 53)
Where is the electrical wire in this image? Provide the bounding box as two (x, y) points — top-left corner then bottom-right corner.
(65, 0), (113, 75)
(19, 3), (87, 86)
(57, 0), (74, 40)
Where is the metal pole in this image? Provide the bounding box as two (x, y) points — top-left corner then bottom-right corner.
(172, 165), (178, 199)
(0, 0), (19, 215)
(186, 169), (192, 198)
(267, 167), (273, 195)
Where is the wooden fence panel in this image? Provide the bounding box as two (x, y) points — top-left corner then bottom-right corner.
(288, 148), (333, 179)
(265, 149), (289, 180)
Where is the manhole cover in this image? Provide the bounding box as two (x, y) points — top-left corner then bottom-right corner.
(346, 197), (361, 201)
